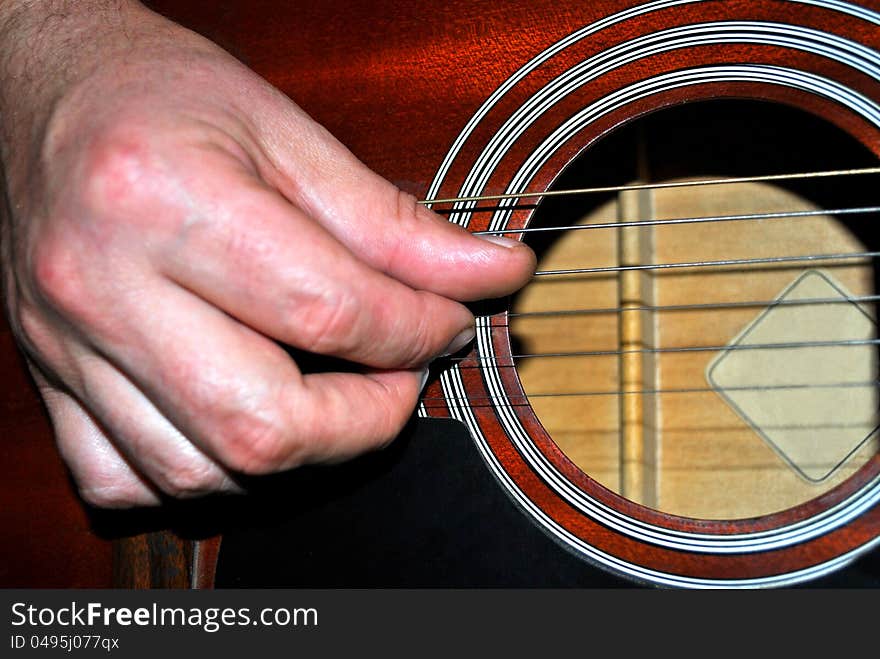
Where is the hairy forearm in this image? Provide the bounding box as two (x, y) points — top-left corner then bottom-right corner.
(0, 0), (139, 74)
(0, 0), (236, 190)
(0, 2), (142, 94)
(0, 2), (143, 162)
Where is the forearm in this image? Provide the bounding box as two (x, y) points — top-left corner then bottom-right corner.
(1, 2), (234, 163)
(0, 0), (152, 80)
(0, 2), (136, 147)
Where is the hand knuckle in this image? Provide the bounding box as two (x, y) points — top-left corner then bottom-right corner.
(404, 301), (434, 363)
(382, 293), (434, 365)
(158, 462), (222, 499)
(11, 302), (46, 353)
(217, 406), (292, 475)
(78, 482), (143, 509)
(77, 130), (157, 217)
(376, 188), (422, 270)
(29, 236), (91, 319)
(363, 382), (413, 449)
(292, 287), (360, 354)
(392, 188), (424, 230)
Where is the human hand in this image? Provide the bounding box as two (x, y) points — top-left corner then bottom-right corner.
(0, 1), (535, 507)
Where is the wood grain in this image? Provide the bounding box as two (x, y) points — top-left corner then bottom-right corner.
(2, 0), (878, 588)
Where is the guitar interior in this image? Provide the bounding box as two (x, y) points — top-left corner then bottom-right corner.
(510, 99), (880, 520)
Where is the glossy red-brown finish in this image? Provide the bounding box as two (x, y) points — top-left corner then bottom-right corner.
(2, 0), (879, 587)
(415, 1), (880, 580)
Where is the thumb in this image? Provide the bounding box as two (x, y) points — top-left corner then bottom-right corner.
(259, 110), (536, 301)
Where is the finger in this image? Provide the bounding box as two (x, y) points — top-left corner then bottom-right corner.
(84, 278), (429, 475)
(66, 354), (242, 500)
(20, 300), (241, 503)
(278, 367), (427, 465)
(30, 367), (161, 508)
(255, 111), (537, 300)
(161, 177), (476, 368)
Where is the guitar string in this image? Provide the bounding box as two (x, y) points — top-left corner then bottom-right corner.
(420, 166), (880, 403)
(502, 294), (880, 319)
(533, 250), (880, 276)
(465, 245), (880, 351)
(476, 206), (880, 236)
(445, 337), (880, 365)
(421, 168), (880, 280)
(418, 166), (880, 206)
(420, 379), (880, 405)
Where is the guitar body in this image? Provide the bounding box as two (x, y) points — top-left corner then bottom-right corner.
(3, 0), (880, 587)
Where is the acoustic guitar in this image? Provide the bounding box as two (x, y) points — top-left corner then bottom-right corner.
(2, 0), (880, 588)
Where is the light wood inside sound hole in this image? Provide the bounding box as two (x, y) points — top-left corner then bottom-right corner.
(506, 96), (880, 521)
(511, 180), (879, 520)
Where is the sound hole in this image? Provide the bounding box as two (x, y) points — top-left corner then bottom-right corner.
(510, 100), (880, 520)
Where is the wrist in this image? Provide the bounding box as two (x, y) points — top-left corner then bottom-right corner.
(0, 1), (144, 77)
(0, 2), (216, 177)
(0, 2), (145, 159)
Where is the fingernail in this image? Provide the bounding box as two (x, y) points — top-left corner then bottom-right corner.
(440, 326), (475, 357)
(477, 233), (521, 249)
(418, 367), (430, 392)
